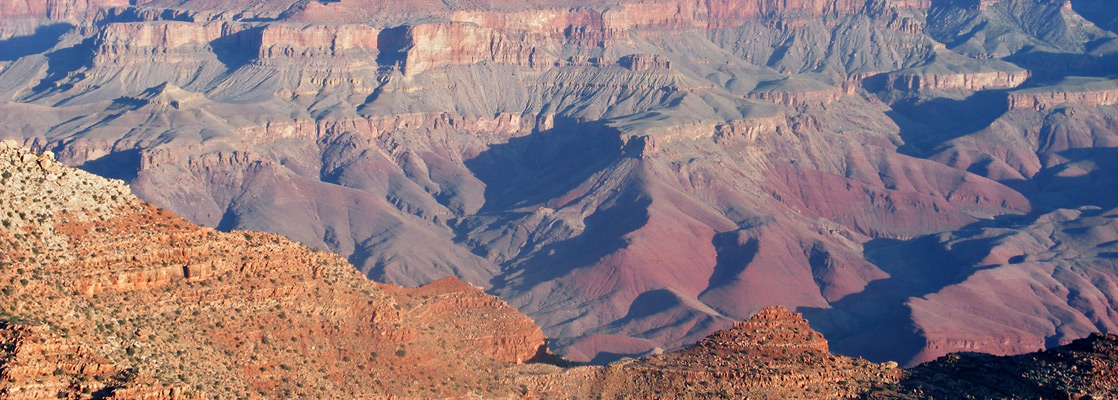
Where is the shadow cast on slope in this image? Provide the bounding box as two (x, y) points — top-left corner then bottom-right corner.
(884, 90), (1011, 156)
(800, 232), (1005, 364)
(705, 234), (759, 291)
(1025, 147), (1118, 212)
(489, 189), (651, 293)
(28, 36), (95, 96)
(0, 23), (72, 62)
(210, 26), (264, 71)
(1005, 50), (1118, 85)
(874, 49), (1118, 158)
(808, 147), (1118, 365)
(464, 117), (644, 291)
(374, 26), (409, 69)
(464, 117), (626, 213)
(77, 149), (141, 183)
(1071, 0), (1118, 34)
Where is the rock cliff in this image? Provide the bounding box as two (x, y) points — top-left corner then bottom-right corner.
(0, 141), (547, 398)
(1008, 77), (1118, 110)
(1, 0), (1117, 373)
(885, 69), (1029, 92)
(524, 306), (895, 399)
(262, 23), (378, 54)
(0, 0), (126, 22)
(867, 333), (1118, 399)
(1, 150), (1116, 398)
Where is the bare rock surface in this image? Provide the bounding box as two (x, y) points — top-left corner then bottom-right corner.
(520, 306), (902, 399)
(0, 144), (547, 398)
(0, 0), (1116, 368)
(1, 152), (1117, 399)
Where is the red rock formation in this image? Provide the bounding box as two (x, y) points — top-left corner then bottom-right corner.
(0, 324), (186, 400)
(0, 0), (1115, 375)
(0, 143), (547, 398)
(399, 22), (550, 76)
(872, 333), (1118, 399)
(396, 277), (548, 363)
(0, 0), (46, 20)
(0, 0), (126, 21)
(0, 151), (1112, 399)
(523, 306), (901, 399)
(259, 24), (381, 59)
(91, 21), (252, 66)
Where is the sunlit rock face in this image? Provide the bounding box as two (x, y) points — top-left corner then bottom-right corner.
(0, 142), (549, 399)
(1, 0), (1117, 368)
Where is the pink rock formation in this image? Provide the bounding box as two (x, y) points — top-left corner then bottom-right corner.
(0, 0), (1116, 373)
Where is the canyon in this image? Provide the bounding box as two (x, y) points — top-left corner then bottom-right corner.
(0, 141), (548, 398)
(2, 142), (1118, 398)
(0, 0), (1116, 376)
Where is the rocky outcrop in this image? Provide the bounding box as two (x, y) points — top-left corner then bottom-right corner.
(749, 84), (850, 109)
(258, 23), (380, 59)
(0, 139), (130, 235)
(395, 22), (551, 77)
(617, 54), (671, 71)
(2, 0), (1117, 378)
(709, 115), (788, 141)
(0, 0), (127, 22)
(523, 306), (901, 399)
(233, 112), (554, 144)
(0, 323), (184, 400)
(873, 333), (1118, 399)
(0, 143), (549, 399)
(1009, 85), (1118, 110)
(399, 277), (548, 363)
(707, 306), (830, 354)
(886, 69), (1029, 92)
(119, 82), (205, 109)
(91, 20), (252, 66)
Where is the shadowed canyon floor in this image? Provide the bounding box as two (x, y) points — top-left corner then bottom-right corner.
(3, 143), (1118, 399)
(0, 0), (1117, 368)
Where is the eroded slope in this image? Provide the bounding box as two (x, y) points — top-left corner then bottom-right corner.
(0, 0), (1116, 367)
(0, 141), (546, 398)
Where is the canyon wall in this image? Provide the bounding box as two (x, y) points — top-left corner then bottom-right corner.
(2, 143), (1118, 399)
(0, 142), (547, 398)
(886, 69), (1030, 92)
(0, 0), (1116, 374)
(1009, 85), (1118, 110)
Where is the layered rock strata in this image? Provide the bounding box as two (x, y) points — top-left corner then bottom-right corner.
(0, 0), (1117, 372)
(0, 142), (547, 398)
(523, 306), (901, 399)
